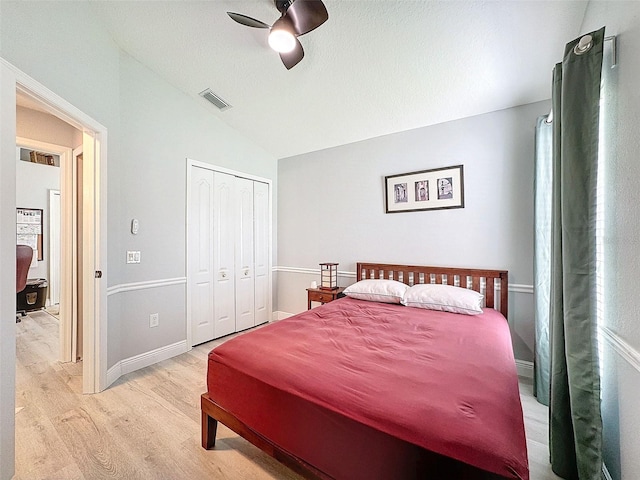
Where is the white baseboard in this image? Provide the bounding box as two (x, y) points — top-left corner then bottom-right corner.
(106, 362), (122, 387)
(106, 340), (188, 388)
(272, 311), (295, 321)
(516, 360), (534, 379)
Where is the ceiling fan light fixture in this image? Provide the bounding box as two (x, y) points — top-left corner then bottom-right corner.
(268, 28), (296, 53)
(227, 0), (328, 68)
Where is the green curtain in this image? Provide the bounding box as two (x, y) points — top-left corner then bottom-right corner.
(534, 115), (552, 406)
(548, 27), (604, 480)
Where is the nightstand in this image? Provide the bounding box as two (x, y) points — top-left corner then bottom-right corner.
(306, 287), (345, 310)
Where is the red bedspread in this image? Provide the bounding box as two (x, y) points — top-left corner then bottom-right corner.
(207, 297), (529, 479)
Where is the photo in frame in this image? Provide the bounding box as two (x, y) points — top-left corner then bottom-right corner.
(17, 207), (43, 262)
(384, 165), (464, 213)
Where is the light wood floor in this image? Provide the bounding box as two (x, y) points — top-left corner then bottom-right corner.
(15, 310), (561, 480)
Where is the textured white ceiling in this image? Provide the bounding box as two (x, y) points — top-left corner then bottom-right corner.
(89, 0), (588, 159)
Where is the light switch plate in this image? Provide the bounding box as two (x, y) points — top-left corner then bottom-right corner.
(126, 251), (141, 264)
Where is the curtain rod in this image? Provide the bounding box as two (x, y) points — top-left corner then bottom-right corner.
(545, 35), (616, 124)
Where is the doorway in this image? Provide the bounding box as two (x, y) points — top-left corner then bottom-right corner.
(16, 135), (84, 367)
(1, 59), (108, 395)
(14, 91), (103, 395)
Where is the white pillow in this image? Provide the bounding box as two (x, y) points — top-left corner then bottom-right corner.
(343, 279), (409, 304)
(401, 283), (483, 315)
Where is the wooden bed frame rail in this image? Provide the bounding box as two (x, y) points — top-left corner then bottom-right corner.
(356, 262), (509, 319)
(201, 393), (328, 480)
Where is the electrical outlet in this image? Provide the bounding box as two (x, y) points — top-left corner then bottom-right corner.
(149, 313), (159, 328)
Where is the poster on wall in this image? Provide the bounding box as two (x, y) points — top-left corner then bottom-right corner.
(17, 208), (43, 264)
(384, 165), (464, 213)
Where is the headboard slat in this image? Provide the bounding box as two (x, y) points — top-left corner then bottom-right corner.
(472, 276), (480, 294)
(486, 277), (495, 309)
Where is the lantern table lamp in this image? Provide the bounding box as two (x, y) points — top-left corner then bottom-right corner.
(319, 263), (338, 290)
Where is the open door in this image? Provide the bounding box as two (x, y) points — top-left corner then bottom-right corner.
(5, 58), (108, 395)
(78, 132), (100, 394)
(59, 145), (83, 365)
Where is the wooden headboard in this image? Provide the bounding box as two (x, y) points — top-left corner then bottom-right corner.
(356, 262), (509, 319)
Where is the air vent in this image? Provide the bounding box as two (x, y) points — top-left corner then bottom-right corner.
(199, 89), (232, 111)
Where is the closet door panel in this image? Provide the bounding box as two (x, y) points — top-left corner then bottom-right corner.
(254, 181), (270, 325)
(213, 172), (236, 338)
(189, 167), (215, 345)
(235, 177), (255, 331)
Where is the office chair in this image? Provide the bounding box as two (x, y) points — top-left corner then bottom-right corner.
(16, 245), (33, 323)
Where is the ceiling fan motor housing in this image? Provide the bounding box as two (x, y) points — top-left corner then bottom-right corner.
(275, 0), (294, 14)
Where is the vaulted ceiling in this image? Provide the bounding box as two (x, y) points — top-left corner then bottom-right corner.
(88, 0), (589, 159)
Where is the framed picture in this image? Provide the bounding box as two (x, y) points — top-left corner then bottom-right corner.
(384, 165), (464, 213)
(16, 207), (44, 262)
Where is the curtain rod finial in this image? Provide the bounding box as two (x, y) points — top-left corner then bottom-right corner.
(574, 34), (594, 55)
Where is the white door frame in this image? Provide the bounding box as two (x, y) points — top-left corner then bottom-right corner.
(185, 158), (273, 349)
(71, 145), (83, 363)
(2, 58), (108, 395)
(0, 58), (19, 480)
(49, 189), (61, 307)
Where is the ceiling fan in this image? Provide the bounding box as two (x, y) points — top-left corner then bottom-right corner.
(227, 0), (329, 70)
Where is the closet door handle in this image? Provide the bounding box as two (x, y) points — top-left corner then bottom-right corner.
(244, 269), (249, 276)
(221, 272), (227, 278)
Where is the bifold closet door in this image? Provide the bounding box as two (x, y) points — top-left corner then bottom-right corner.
(189, 165), (270, 344)
(235, 177), (255, 331)
(189, 166), (215, 345)
(212, 171), (236, 338)
(189, 168), (236, 345)
(254, 181), (270, 325)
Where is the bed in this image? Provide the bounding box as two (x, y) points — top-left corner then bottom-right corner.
(201, 262), (529, 479)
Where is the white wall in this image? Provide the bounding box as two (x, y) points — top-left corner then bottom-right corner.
(0, 4), (277, 478)
(277, 100), (549, 362)
(1, 1), (277, 369)
(112, 52), (277, 365)
(580, 3), (640, 479)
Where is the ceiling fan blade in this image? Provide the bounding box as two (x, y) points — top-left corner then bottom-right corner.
(227, 12), (270, 29)
(285, 0), (328, 36)
(280, 37), (304, 69)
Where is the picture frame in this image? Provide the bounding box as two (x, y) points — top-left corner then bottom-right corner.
(384, 165), (464, 213)
(17, 207), (44, 262)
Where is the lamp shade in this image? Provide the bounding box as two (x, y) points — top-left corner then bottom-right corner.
(320, 263), (338, 290)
